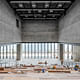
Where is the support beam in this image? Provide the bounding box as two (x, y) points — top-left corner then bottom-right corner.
(10, 1), (71, 4)
(16, 9), (65, 11)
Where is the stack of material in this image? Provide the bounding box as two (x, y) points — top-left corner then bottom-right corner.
(0, 67), (4, 70)
(23, 65), (35, 67)
(0, 67), (8, 73)
(48, 69), (71, 73)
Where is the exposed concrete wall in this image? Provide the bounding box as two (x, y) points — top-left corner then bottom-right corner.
(0, 0), (21, 43)
(22, 20), (58, 42)
(59, 0), (80, 43)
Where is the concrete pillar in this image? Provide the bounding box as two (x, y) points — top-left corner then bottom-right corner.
(16, 44), (21, 61)
(60, 44), (64, 65)
(73, 45), (80, 62)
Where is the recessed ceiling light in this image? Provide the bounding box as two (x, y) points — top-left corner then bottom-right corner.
(32, 3), (36, 8)
(52, 15), (55, 17)
(45, 3), (49, 8)
(50, 10), (53, 13)
(38, 10), (42, 13)
(58, 4), (62, 7)
(19, 3), (23, 8)
(28, 10), (31, 13)
(43, 15), (46, 18)
(25, 15), (28, 17)
(34, 15), (37, 18)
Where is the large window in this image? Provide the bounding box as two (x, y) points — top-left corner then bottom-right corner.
(21, 43), (60, 59)
(0, 44), (17, 60)
(63, 44), (73, 61)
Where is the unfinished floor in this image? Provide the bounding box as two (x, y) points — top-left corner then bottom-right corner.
(0, 71), (80, 80)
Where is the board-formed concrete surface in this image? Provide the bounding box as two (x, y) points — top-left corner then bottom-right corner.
(0, 71), (80, 80)
(0, 0), (21, 43)
(22, 20), (58, 42)
(59, 0), (80, 43)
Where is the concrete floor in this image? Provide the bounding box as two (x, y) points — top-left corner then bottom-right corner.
(0, 71), (80, 80)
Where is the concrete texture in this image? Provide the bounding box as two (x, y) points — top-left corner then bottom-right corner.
(0, 0), (80, 44)
(0, 72), (80, 80)
(22, 20), (58, 42)
(59, 0), (80, 43)
(0, 0), (21, 43)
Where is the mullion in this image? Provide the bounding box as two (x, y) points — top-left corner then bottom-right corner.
(31, 43), (32, 59)
(6, 45), (8, 59)
(38, 43), (40, 59)
(36, 43), (37, 59)
(32, 43), (34, 59)
(48, 43), (50, 59)
(12, 45), (14, 59)
(25, 43), (26, 59)
(30, 43), (32, 59)
(0, 46), (1, 59)
(37, 43), (39, 59)
(72, 45), (73, 60)
(35, 43), (37, 59)
(29, 43), (30, 59)
(43, 43), (45, 59)
(46, 43), (48, 58)
(3, 46), (4, 59)
(44, 43), (45, 59)
(28, 43), (29, 59)
(50, 43), (51, 59)
(67, 45), (69, 60)
(37, 43), (38, 59)
(9, 45), (11, 59)
(51, 43), (52, 59)
(26, 43), (28, 59)
(14, 44), (16, 59)
(54, 43), (55, 59)
(49, 43), (51, 59)
(7, 45), (9, 59)
(41, 43), (42, 59)
(47, 43), (48, 59)
(33, 43), (35, 59)
(45, 43), (47, 59)
(34, 43), (36, 59)
(4, 46), (6, 59)
(52, 43), (53, 59)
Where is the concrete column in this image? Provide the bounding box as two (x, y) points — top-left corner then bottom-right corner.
(73, 45), (80, 62)
(16, 44), (21, 61)
(60, 44), (64, 65)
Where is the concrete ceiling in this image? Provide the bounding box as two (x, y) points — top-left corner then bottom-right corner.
(7, 0), (75, 20)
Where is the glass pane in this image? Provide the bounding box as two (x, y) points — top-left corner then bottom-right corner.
(69, 45), (72, 52)
(1, 46), (3, 59)
(32, 43), (34, 59)
(4, 46), (6, 59)
(42, 43), (44, 58)
(26, 43), (28, 58)
(52, 43), (54, 58)
(64, 44), (68, 52)
(45, 43), (47, 58)
(22, 43), (25, 59)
